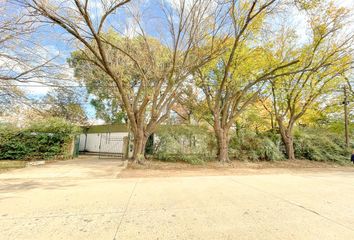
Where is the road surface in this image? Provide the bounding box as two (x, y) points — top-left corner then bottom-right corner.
(1, 156), (354, 240)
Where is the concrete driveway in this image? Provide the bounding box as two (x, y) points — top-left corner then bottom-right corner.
(1, 157), (354, 240)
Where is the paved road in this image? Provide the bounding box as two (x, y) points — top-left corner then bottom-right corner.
(1, 157), (354, 240)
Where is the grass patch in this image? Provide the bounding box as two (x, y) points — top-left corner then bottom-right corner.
(0, 160), (27, 172)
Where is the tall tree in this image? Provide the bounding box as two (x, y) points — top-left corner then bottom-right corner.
(22, 0), (224, 162)
(196, 0), (299, 162)
(90, 98), (126, 124)
(67, 50), (127, 124)
(41, 87), (88, 124)
(269, 2), (354, 160)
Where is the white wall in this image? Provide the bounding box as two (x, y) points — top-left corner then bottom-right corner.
(85, 133), (101, 152)
(79, 132), (128, 153)
(79, 134), (87, 151)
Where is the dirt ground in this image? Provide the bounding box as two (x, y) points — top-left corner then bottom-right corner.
(119, 159), (354, 178)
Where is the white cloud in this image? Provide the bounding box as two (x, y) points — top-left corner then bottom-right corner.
(335, 0), (354, 33)
(123, 17), (141, 38)
(37, 45), (61, 60)
(87, 118), (105, 125)
(336, 0), (354, 8)
(21, 83), (52, 96)
(165, 0), (196, 11)
(88, 0), (105, 19)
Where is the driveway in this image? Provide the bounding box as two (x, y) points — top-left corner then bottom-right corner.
(1, 157), (354, 240)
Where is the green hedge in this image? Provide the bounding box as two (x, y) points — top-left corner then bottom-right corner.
(229, 130), (284, 161)
(294, 128), (350, 164)
(0, 118), (81, 160)
(229, 128), (350, 163)
(153, 125), (216, 164)
(153, 126), (350, 163)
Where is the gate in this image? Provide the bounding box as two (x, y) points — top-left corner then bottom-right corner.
(99, 133), (124, 159)
(73, 135), (80, 157)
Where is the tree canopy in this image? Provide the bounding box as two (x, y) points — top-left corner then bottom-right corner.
(3, 0), (353, 163)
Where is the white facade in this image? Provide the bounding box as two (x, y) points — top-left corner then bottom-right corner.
(79, 132), (128, 153)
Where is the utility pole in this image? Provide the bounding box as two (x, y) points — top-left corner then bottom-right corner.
(343, 85), (350, 148)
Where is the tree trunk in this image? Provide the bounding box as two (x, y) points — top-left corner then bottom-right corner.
(279, 126), (295, 160)
(215, 127), (230, 162)
(284, 136), (295, 160)
(132, 129), (148, 164)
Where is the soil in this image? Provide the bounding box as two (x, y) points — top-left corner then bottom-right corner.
(118, 159), (354, 178)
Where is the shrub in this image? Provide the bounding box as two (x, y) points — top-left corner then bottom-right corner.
(229, 130), (284, 161)
(229, 127), (350, 163)
(27, 117), (81, 137)
(0, 118), (81, 160)
(153, 125), (216, 164)
(153, 125), (350, 164)
(294, 128), (350, 163)
(155, 153), (207, 165)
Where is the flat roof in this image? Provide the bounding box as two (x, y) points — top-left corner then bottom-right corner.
(83, 124), (129, 133)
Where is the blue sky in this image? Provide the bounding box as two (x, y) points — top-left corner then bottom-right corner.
(15, 0), (177, 123)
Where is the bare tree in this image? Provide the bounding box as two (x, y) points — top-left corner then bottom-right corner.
(20, 0), (225, 162)
(0, 0), (69, 117)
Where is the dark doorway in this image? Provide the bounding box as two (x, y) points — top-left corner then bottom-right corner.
(145, 134), (154, 155)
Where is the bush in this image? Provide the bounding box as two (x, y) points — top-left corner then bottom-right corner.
(153, 125), (350, 164)
(294, 128), (350, 164)
(0, 118), (81, 160)
(155, 153), (207, 165)
(229, 130), (284, 161)
(153, 125), (216, 164)
(28, 117), (81, 137)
